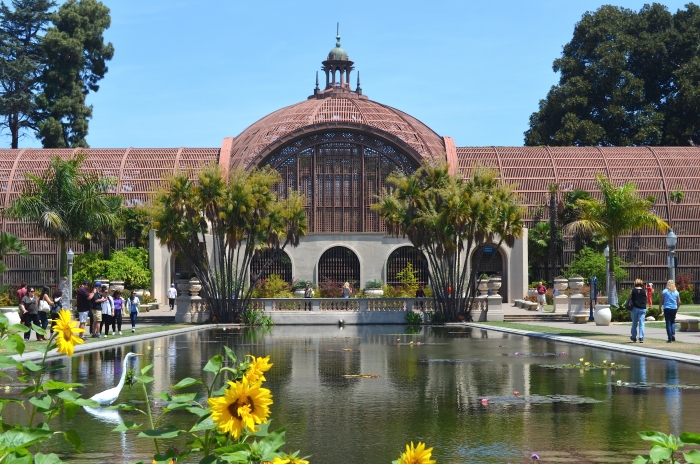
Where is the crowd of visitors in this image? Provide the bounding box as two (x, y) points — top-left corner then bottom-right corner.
(628, 278), (681, 344)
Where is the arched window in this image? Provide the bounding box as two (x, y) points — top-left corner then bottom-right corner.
(386, 246), (429, 286)
(318, 246), (360, 288)
(250, 249), (293, 283)
(471, 245), (506, 299)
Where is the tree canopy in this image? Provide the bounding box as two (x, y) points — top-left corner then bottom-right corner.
(525, 3), (700, 147)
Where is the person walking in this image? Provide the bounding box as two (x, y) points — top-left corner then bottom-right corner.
(19, 287), (44, 341)
(112, 290), (124, 335)
(660, 279), (681, 343)
(645, 282), (654, 308)
(167, 283), (177, 311)
(304, 283), (314, 298)
(76, 280), (94, 339)
(90, 282), (105, 338)
(38, 286), (54, 331)
(127, 290), (140, 332)
(629, 279), (647, 343)
(100, 286), (114, 337)
(536, 281), (547, 311)
(342, 282), (352, 298)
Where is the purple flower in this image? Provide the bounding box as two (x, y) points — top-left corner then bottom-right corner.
(531, 453), (540, 460)
(514, 352), (519, 356)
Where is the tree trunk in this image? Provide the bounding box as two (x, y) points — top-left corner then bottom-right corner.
(548, 185), (558, 284)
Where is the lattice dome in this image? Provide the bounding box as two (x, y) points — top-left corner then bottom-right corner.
(225, 96), (446, 170)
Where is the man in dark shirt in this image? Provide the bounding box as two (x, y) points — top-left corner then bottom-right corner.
(19, 287), (43, 341)
(90, 283), (105, 338)
(76, 280), (95, 339)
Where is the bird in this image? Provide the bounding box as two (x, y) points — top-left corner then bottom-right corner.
(89, 353), (143, 406)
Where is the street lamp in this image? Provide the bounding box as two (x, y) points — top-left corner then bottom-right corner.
(603, 245), (610, 298)
(66, 248), (74, 309)
(666, 230), (678, 282)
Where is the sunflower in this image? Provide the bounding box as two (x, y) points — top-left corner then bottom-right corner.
(272, 452), (310, 464)
(53, 309), (84, 357)
(397, 441), (436, 464)
(245, 354), (273, 384)
(207, 377), (273, 438)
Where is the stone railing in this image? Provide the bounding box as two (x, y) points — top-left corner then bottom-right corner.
(249, 297), (438, 312)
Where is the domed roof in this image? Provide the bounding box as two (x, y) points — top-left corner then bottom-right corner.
(227, 95), (446, 169)
(328, 46), (348, 61)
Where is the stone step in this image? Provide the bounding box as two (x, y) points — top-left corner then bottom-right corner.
(137, 315), (175, 324)
(504, 314), (570, 323)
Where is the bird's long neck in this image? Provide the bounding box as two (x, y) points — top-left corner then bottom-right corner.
(116, 356), (130, 393)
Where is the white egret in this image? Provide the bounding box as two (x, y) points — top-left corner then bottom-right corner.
(89, 352), (142, 406)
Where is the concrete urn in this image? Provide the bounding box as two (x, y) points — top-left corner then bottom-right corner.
(594, 304), (612, 326)
(568, 276), (585, 296)
(365, 289), (384, 297)
(294, 290), (306, 298)
(189, 279), (202, 297)
(177, 281), (190, 296)
(527, 288), (538, 298)
(487, 276), (502, 295)
(109, 280), (125, 293)
(554, 278), (569, 292)
(478, 279), (490, 296)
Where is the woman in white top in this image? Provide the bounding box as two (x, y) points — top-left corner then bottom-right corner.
(38, 286), (54, 332)
(126, 290), (140, 332)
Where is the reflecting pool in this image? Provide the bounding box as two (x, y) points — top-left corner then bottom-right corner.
(8, 325), (700, 463)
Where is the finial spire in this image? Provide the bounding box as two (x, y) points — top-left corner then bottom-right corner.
(356, 71), (362, 95)
(336, 22), (341, 47)
(314, 71), (320, 94)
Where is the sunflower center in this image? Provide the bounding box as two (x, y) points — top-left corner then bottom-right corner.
(227, 395), (254, 419)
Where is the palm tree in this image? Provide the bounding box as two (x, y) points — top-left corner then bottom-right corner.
(3, 154), (121, 279)
(0, 231), (29, 274)
(566, 175), (669, 305)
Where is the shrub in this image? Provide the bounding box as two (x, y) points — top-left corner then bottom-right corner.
(564, 247), (628, 292)
(319, 278), (343, 298)
(73, 247), (152, 290)
(291, 279), (313, 291)
(610, 304), (631, 322)
(365, 278), (383, 289)
(396, 263), (419, 296)
(680, 289), (694, 305)
(405, 311), (422, 325)
(251, 274), (293, 298)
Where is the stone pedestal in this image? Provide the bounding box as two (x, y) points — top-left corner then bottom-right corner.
(58, 277), (71, 309)
(486, 295), (504, 322)
(553, 295), (569, 314)
(568, 295), (588, 322)
(175, 295), (210, 323)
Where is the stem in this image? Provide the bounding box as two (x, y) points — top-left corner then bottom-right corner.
(141, 381), (160, 455)
(27, 332), (57, 427)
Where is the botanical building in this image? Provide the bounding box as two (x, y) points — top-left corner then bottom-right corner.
(2, 31), (700, 304)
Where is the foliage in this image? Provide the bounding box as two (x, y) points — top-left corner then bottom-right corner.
(0, 231), (29, 267)
(3, 154), (120, 277)
(525, 4), (700, 147)
(35, 0), (113, 148)
(251, 274), (293, 299)
(0, 291), (14, 306)
(318, 277), (343, 298)
(670, 190), (685, 204)
(680, 290), (694, 305)
(397, 263), (419, 296)
(530, 280), (547, 288)
(364, 278), (383, 289)
(291, 279), (313, 291)
(73, 247), (152, 290)
(121, 206), (152, 248)
(564, 247), (628, 292)
(633, 431), (700, 463)
(566, 175), (669, 305)
(150, 165), (307, 322)
(0, 0), (54, 148)
(405, 311), (422, 325)
(372, 163), (523, 322)
(611, 304), (664, 322)
(676, 273), (694, 292)
(0, 311), (97, 463)
(241, 308), (274, 326)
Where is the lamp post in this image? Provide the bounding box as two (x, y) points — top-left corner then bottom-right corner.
(603, 245), (610, 298)
(666, 230), (677, 282)
(66, 248), (74, 309)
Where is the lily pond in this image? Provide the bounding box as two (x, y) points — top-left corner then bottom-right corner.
(6, 325), (700, 463)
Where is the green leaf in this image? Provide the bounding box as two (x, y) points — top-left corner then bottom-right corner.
(3, 334), (25, 355)
(214, 443), (249, 455)
(20, 359), (42, 372)
(681, 433), (700, 445)
(632, 456), (650, 464)
(28, 396), (52, 411)
(140, 363), (154, 376)
(171, 393), (198, 403)
(258, 427), (286, 454)
(154, 391), (172, 402)
(7, 324), (29, 333)
(638, 431), (670, 446)
(203, 355), (223, 374)
(62, 430), (82, 452)
(186, 407), (210, 418)
(190, 416), (215, 432)
(0, 427), (53, 451)
(31, 323), (46, 336)
(44, 380), (83, 391)
(172, 377), (202, 389)
(34, 453), (65, 464)
(74, 398), (99, 408)
(198, 456), (219, 464)
(63, 401), (79, 421)
(3, 452), (32, 464)
(649, 445), (673, 462)
(137, 425), (182, 439)
(684, 450), (700, 463)
(0, 355), (18, 368)
(112, 421), (142, 432)
(223, 346), (237, 363)
(56, 390), (81, 402)
(134, 375), (154, 384)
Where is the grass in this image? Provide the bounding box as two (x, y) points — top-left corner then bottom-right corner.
(1, 324), (196, 355)
(478, 321), (700, 356)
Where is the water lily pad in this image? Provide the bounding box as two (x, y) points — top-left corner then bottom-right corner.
(606, 381), (700, 390)
(477, 394), (603, 405)
(539, 363), (629, 369)
(419, 359), (488, 363)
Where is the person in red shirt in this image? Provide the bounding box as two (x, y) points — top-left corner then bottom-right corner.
(16, 283), (27, 304)
(645, 282), (653, 308)
(536, 281), (547, 311)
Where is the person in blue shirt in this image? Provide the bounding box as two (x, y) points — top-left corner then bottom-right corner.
(660, 280), (681, 343)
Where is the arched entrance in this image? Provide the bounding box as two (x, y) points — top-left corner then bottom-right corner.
(318, 246), (360, 288)
(250, 249), (293, 283)
(386, 246), (429, 287)
(471, 245), (507, 301)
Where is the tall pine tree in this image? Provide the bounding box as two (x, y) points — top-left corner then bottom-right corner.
(36, 0), (112, 148)
(0, 0), (54, 148)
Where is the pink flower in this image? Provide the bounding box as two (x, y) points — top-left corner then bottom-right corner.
(531, 453), (540, 460)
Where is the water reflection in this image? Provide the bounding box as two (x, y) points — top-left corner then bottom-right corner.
(4, 325), (700, 463)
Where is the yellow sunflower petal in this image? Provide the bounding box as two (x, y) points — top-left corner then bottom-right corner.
(398, 441), (435, 464)
(54, 309), (84, 357)
(207, 377), (273, 438)
(245, 355), (273, 384)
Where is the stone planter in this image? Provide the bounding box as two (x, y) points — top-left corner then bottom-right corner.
(189, 279), (202, 297)
(527, 288), (538, 298)
(554, 278), (569, 292)
(487, 276), (502, 295)
(0, 307), (21, 327)
(177, 281), (190, 296)
(568, 276), (584, 296)
(365, 288), (384, 297)
(96, 277), (109, 287)
(594, 304), (612, 326)
(478, 279), (489, 296)
(109, 280), (125, 293)
(294, 289), (306, 298)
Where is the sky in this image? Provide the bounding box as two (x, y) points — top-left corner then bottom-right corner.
(5, 0), (695, 149)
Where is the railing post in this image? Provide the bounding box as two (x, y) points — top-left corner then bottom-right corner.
(486, 295), (504, 322)
(360, 299), (367, 312)
(311, 299), (321, 312)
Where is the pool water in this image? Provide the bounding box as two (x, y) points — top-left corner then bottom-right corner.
(6, 325), (700, 463)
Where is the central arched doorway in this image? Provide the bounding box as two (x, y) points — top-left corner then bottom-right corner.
(318, 246), (360, 288)
(250, 249), (293, 284)
(471, 245), (507, 301)
(386, 246), (429, 287)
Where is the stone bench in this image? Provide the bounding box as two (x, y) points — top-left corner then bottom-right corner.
(679, 319), (700, 332)
(573, 315), (588, 324)
(524, 302), (538, 311)
(513, 299), (525, 308)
